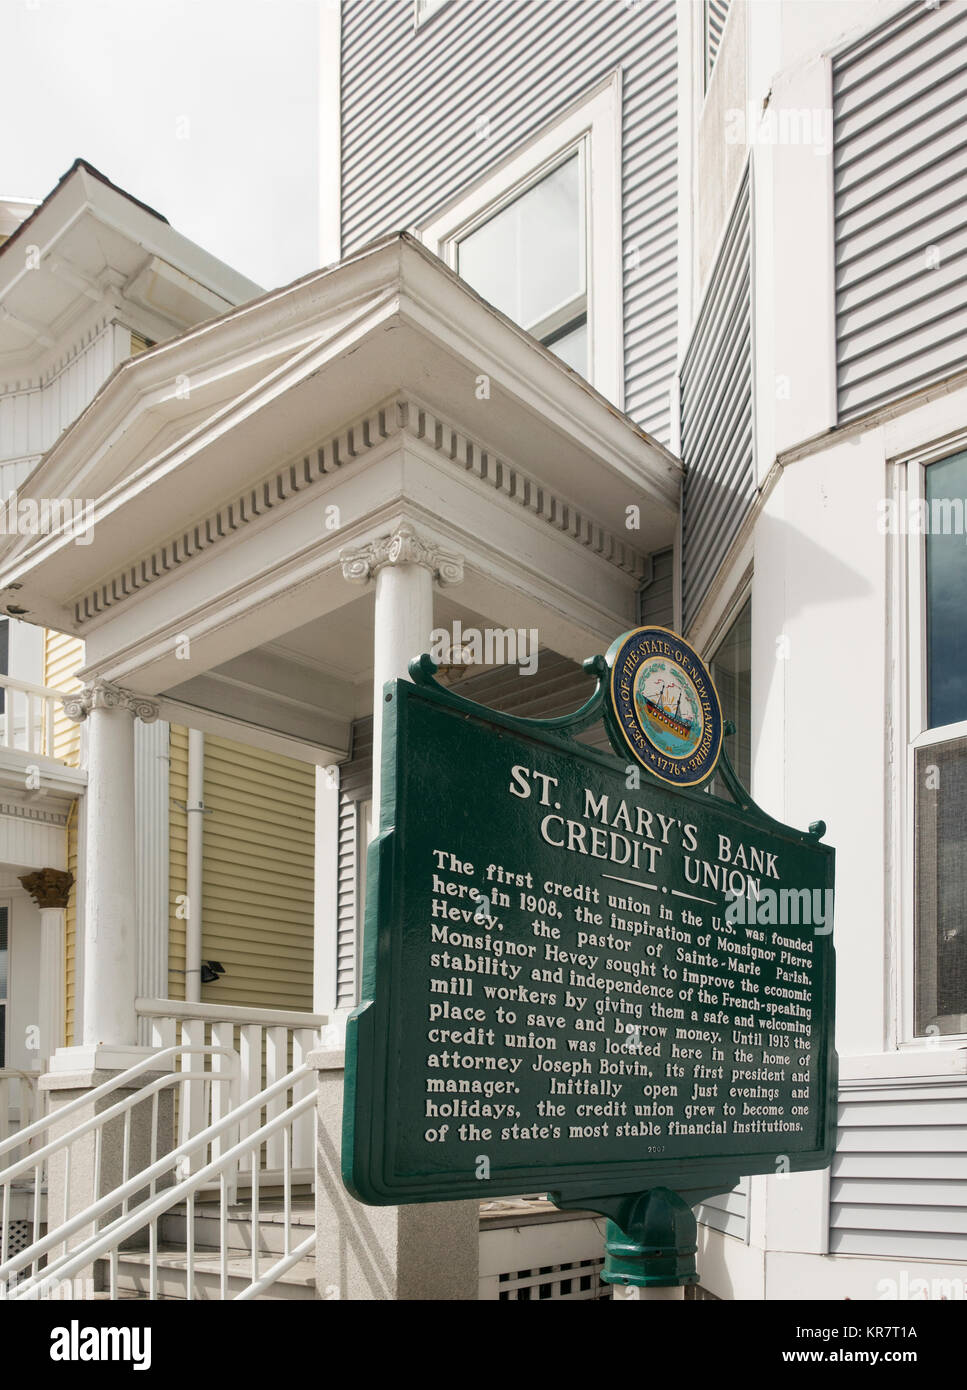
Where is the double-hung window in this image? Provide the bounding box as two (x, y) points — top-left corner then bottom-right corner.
(419, 75), (622, 404)
(906, 447), (967, 1039)
(455, 153), (588, 374)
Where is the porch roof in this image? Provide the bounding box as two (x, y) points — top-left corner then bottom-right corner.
(0, 233), (682, 760)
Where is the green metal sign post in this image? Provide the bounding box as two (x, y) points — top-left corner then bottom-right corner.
(343, 647), (836, 1291)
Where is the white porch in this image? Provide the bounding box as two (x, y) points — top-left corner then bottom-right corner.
(0, 233), (680, 1298)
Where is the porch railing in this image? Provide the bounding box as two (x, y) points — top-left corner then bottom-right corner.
(0, 675), (68, 759)
(0, 1071), (42, 1149)
(3, 1062), (315, 1301)
(135, 998), (322, 1181)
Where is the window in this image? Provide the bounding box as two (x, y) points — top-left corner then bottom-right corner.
(912, 448), (967, 1037)
(924, 451), (967, 730)
(419, 75), (622, 403)
(456, 154), (588, 375)
(709, 598), (751, 795)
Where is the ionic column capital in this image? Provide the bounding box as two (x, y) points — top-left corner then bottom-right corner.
(19, 867), (74, 911)
(62, 679), (160, 725)
(340, 522), (464, 587)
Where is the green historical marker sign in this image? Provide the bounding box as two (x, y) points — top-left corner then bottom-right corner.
(343, 639), (836, 1275)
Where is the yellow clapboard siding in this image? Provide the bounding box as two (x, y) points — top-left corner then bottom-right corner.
(167, 725), (188, 1001)
(43, 629), (85, 765)
(201, 734), (315, 1012)
(64, 800), (79, 1044)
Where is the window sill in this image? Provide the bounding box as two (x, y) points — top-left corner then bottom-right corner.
(838, 1047), (967, 1086)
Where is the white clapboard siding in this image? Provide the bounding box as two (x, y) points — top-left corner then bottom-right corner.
(0, 319), (122, 463)
(833, 0), (967, 419)
(679, 167), (754, 631)
(695, 1181), (748, 1241)
(830, 1078), (967, 1258)
(340, 0), (678, 443)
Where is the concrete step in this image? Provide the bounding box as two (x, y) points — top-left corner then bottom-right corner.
(160, 1199), (315, 1255)
(100, 1246), (317, 1301)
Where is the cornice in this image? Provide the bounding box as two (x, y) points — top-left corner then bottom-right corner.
(0, 802), (69, 826)
(71, 396), (649, 626)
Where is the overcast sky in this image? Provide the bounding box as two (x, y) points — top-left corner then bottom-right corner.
(2, 0), (322, 289)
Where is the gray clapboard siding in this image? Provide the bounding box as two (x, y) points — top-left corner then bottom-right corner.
(830, 1078), (967, 1259)
(340, 0), (678, 443)
(679, 167), (754, 631)
(833, 0), (967, 420)
(638, 546), (674, 626)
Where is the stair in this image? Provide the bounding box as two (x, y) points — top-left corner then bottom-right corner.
(97, 1198), (316, 1300)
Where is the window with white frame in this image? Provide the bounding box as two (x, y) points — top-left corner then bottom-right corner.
(419, 75), (622, 404)
(709, 596), (751, 797)
(909, 447), (967, 1038)
(457, 153), (588, 374)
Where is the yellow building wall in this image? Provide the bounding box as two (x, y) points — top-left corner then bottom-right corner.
(168, 724), (189, 1002)
(43, 629), (85, 1043)
(44, 629), (84, 766)
(200, 735), (315, 1012)
(165, 730), (315, 1011)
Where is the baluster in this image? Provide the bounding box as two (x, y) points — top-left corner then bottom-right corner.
(45, 696), (55, 759)
(290, 1028), (315, 1172)
(2, 686), (13, 749)
(238, 1025), (261, 1148)
(180, 1020), (206, 1174)
(211, 1021), (238, 1204)
(264, 1027), (287, 1171)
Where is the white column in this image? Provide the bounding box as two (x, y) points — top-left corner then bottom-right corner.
(341, 521), (463, 826)
(63, 680), (160, 1057)
(18, 869), (74, 1068)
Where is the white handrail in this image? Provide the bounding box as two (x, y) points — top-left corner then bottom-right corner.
(0, 675), (69, 699)
(8, 1066), (315, 1301)
(0, 1045), (183, 1163)
(0, 1070), (41, 1145)
(0, 1045), (237, 1295)
(136, 997), (326, 1029)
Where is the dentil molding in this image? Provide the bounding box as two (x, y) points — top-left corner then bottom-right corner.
(72, 396), (648, 625)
